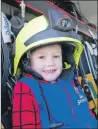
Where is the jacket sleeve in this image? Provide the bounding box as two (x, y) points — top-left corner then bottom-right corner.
(12, 82), (42, 129)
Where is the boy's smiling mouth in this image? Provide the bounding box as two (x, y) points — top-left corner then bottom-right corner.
(43, 69), (57, 73)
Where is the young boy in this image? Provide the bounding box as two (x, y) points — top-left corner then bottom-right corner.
(12, 14), (97, 128)
(12, 43), (97, 129)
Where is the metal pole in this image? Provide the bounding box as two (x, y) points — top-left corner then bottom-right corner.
(20, 0), (25, 26)
(83, 45), (93, 75)
(79, 57), (85, 76)
(86, 45), (97, 79)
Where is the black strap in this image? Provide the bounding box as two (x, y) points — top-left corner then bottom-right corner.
(1, 35), (10, 86)
(1, 110), (12, 129)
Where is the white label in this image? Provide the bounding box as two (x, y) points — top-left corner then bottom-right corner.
(2, 12), (11, 43)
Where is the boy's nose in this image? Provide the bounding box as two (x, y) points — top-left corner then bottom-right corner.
(46, 57), (55, 66)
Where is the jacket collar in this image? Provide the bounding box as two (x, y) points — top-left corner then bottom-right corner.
(24, 74), (49, 83)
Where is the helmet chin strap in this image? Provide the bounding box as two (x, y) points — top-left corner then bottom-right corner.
(23, 60), (43, 80)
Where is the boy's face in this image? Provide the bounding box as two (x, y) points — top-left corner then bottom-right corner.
(30, 44), (62, 82)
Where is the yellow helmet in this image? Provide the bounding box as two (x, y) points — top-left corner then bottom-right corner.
(14, 14), (83, 75)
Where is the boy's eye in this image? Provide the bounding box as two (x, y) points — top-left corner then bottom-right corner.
(54, 55), (60, 58)
(38, 56), (45, 59)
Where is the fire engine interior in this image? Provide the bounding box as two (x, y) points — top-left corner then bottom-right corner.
(1, 0), (98, 129)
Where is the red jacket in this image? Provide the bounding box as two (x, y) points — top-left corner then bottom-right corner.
(12, 74), (42, 129)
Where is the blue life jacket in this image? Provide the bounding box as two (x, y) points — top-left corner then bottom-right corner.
(19, 74), (97, 128)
